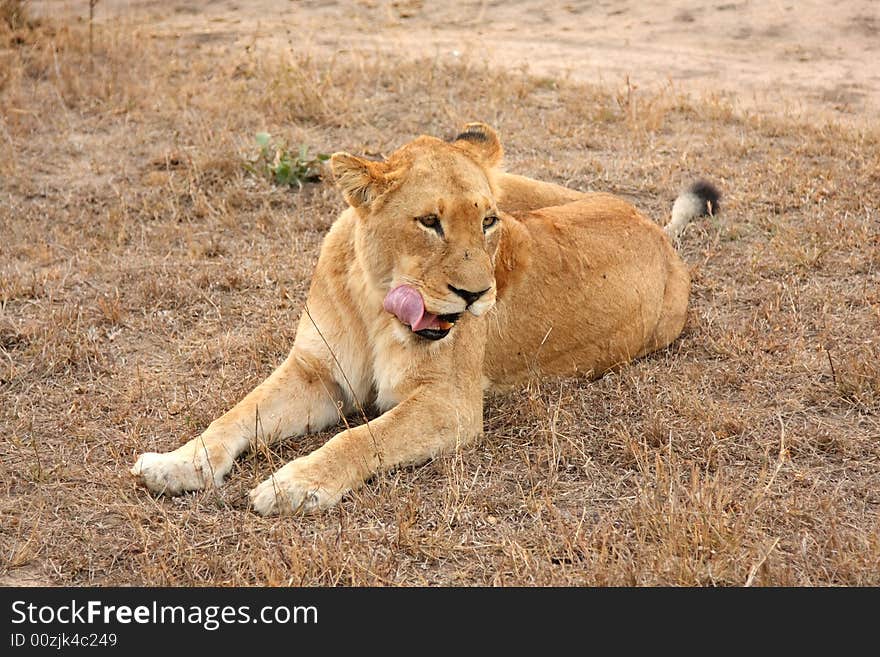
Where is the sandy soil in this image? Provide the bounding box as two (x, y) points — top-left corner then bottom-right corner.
(41, 0), (880, 123)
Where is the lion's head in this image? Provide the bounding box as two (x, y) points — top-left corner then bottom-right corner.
(330, 122), (504, 342)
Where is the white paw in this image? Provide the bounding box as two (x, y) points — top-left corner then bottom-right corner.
(248, 458), (345, 515)
(131, 447), (227, 496)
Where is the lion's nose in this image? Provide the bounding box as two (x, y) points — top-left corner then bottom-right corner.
(448, 284), (489, 306)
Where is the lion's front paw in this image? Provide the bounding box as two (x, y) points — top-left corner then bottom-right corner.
(248, 458), (346, 516)
(131, 447), (227, 496)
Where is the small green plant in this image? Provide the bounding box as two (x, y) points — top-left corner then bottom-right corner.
(247, 132), (330, 189)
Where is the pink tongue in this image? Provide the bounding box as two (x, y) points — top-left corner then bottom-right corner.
(383, 285), (440, 331)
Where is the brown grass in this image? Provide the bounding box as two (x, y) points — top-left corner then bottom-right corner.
(0, 0), (29, 31)
(1, 8), (879, 587)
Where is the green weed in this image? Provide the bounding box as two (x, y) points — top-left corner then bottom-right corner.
(247, 132), (329, 189)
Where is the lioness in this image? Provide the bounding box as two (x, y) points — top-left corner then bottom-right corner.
(131, 123), (718, 514)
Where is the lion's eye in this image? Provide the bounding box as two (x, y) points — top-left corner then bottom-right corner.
(417, 214), (443, 236)
(482, 215), (499, 231)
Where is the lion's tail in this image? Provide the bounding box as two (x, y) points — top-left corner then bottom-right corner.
(664, 180), (721, 241)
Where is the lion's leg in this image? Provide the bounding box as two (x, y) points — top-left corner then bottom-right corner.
(249, 387), (482, 514)
(131, 332), (349, 496)
(496, 172), (588, 215)
(643, 257), (691, 355)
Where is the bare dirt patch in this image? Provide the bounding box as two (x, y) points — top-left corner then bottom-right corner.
(1, 1), (878, 585)
(72, 0), (880, 123)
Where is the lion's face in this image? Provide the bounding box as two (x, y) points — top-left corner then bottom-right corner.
(331, 124), (504, 342)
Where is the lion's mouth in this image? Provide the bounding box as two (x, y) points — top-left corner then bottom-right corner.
(412, 313), (461, 341)
(383, 285), (464, 341)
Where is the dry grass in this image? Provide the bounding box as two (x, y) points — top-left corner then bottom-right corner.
(0, 1), (29, 31)
(1, 9), (879, 587)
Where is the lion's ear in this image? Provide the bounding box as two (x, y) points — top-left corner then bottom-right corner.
(453, 122), (503, 168)
(330, 152), (388, 209)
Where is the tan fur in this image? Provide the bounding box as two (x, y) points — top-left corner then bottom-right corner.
(131, 123), (691, 514)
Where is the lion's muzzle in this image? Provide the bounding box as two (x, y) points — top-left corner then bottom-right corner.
(383, 284), (461, 341)
(447, 284), (490, 307)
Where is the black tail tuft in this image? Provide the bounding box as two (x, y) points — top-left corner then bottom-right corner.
(451, 128), (491, 143)
(689, 179), (721, 216)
